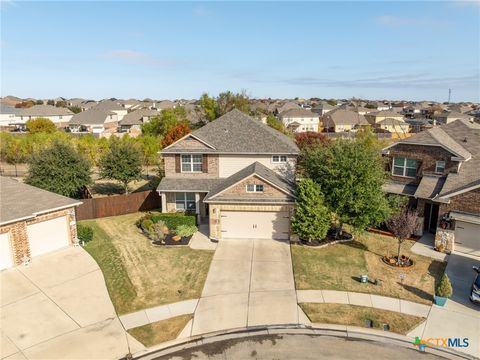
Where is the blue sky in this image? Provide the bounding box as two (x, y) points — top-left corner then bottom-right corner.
(1, 1), (479, 101)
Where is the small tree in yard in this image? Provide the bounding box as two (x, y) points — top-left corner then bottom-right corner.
(26, 118), (56, 134)
(161, 123), (191, 148)
(436, 274), (453, 298)
(386, 204), (418, 265)
(99, 138), (142, 194)
(291, 179), (331, 242)
(25, 142), (91, 198)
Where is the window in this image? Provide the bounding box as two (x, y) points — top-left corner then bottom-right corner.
(175, 192), (196, 211)
(435, 161), (445, 174)
(272, 155), (287, 163)
(181, 154), (203, 172)
(59, 116), (63, 120)
(392, 157), (417, 177)
(246, 184), (264, 193)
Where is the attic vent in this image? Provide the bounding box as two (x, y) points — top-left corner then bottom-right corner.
(463, 137), (467, 143)
(224, 128), (228, 133)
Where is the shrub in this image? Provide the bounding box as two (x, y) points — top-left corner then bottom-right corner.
(77, 224), (93, 243)
(148, 221), (168, 242)
(150, 213), (196, 229)
(436, 274), (453, 298)
(141, 219), (154, 232)
(175, 225), (198, 237)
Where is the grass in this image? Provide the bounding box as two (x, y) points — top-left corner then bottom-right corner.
(291, 231), (446, 305)
(300, 303), (425, 335)
(82, 213), (214, 315)
(127, 314), (192, 347)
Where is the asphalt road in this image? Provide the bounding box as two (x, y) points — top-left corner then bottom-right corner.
(150, 334), (446, 360)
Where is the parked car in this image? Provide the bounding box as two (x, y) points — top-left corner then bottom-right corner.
(470, 266), (480, 304)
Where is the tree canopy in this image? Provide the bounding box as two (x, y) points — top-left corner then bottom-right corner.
(141, 107), (188, 137)
(198, 90), (251, 120)
(161, 123), (191, 148)
(26, 117), (57, 134)
(25, 141), (91, 198)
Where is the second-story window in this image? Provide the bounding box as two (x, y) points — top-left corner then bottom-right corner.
(272, 155), (287, 163)
(181, 154), (203, 172)
(246, 184), (264, 193)
(435, 161), (446, 174)
(393, 157), (417, 177)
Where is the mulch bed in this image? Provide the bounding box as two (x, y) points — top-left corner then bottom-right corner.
(382, 255), (415, 268)
(152, 234), (192, 246)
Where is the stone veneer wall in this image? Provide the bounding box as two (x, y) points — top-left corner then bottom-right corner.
(208, 203), (295, 240)
(434, 229), (455, 254)
(0, 207), (77, 266)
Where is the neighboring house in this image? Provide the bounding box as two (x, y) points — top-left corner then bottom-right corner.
(15, 105), (73, 126)
(91, 100), (128, 121)
(375, 118), (410, 134)
(320, 109), (369, 133)
(118, 109), (160, 132)
(434, 111), (473, 125)
(0, 177), (82, 270)
(365, 110), (405, 125)
(68, 109), (119, 134)
(311, 102), (336, 116)
(278, 108), (319, 132)
(382, 119), (480, 257)
(80, 101), (98, 111)
(405, 118), (433, 133)
(274, 101), (301, 115)
(157, 109), (299, 241)
(153, 100), (176, 110)
(0, 104), (22, 127)
(337, 104), (372, 115)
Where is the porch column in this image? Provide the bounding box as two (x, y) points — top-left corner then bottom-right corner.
(195, 193), (201, 224)
(161, 192), (167, 213)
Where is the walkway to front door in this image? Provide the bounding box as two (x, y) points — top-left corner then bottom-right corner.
(190, 239), (299, 335)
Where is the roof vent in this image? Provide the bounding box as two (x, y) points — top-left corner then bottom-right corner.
(463, 137), (467, 143)
(224, 128), (228, 133)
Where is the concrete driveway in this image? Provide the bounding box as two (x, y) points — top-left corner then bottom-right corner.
(419, 253), (480, 357)
(191, 239), (298, 335)
(0, 247), (143, 360)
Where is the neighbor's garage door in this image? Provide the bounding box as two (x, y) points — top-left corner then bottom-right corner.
(455, 220), (480, 257)
(27, 216), (70, 257)
(0, 232), (14, 270)
(221, 211), (290, 240)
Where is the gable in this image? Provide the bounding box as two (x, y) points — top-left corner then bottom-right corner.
(211, 175), (291, 200)
(167, 135), (214, 151)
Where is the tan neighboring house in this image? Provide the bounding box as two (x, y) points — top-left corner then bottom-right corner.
(118, 108), (160, 132)
(68, 109), (119, 134)
(91, 100), (128, 121)
(320, 109), (369, 132)
(365, 110), (405, 124)
(434, 111), (473, 125)
(375, 118), (410, 134)
(0, 177), (82, 270)
(157, 109), (299, 241)
(15, 105), (73, 127)
(382, 119), (480, 256)
(278, 108), (319, 132)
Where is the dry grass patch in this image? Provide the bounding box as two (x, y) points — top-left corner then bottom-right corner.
(292, 231), (446, 304)
(301, 303), (424, 335)
(82, 213), (214, 315)
(127, 314), (192, 347)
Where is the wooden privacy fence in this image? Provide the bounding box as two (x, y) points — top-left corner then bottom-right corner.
(76, 190), (161, 221)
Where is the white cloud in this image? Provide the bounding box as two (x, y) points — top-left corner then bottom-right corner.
(376, 15), (442, 28)
(100, 50), (174, 66)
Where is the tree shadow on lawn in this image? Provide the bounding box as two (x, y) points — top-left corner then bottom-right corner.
(399, 282), (433, 302)
(343, 240), (384, 257)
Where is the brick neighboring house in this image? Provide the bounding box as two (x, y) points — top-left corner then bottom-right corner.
(382, 119), (480, 256)
(0, 177), (82, 269)
(157, 109), (299, 241)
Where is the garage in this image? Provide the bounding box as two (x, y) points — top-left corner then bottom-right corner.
(454, 220), (480, 257)
(0, 232), (13, 270)
(27, 216), (70, 257)
(221, 211), (290, 240)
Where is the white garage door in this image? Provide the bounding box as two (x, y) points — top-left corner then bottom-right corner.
(27, 216), (70, 257)
(221, 211), (290, 240)
(455, 220), (480, 257)
(0, 232), (14, 270)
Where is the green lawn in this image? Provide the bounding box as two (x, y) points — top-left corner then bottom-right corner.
(127, 315), (192, 347)
(82, 213), (214, 315)
(291, 231), (446, 305)
(300, 303), (425, 335)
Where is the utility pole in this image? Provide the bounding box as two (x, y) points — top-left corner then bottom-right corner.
(448, 88), (452, 103)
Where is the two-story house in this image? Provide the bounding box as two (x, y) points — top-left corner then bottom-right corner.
(157, 109), (299, 241)
(278, 108), (320, 132)
(382, 119), (480, 256)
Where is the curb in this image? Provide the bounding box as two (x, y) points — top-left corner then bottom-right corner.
(128, 323), (474, 360)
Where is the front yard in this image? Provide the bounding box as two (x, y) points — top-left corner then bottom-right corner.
(82, 213), (214, 315)
(291, 231), (446, 305)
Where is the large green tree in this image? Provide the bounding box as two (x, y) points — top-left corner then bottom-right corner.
(141, 107), (188, 137)
(301, 138), (391, 236)
(25, 142), (91, 198)
(99, 138), (142, 193)
(215, 90), (250, 117)
(291, 179), (331, 242)
(199, 93), (217, 121)
(26, 117), (57, 134)
(137, 135), (160, 176)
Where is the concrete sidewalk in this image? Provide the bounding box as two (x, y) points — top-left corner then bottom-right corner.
(296, 290), (431, 318)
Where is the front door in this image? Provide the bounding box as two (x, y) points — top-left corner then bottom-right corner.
(424, 203), (439, 234)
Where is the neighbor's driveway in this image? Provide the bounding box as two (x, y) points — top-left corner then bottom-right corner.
(0, 247), (143, 360)
(418, 253), (480, 357)
(191, 239), (298, 335)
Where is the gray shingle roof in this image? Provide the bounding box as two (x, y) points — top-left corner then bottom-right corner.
(0, 177), (82, 225)
(414, 175), (446, 200)
(157, 178), (224, 192)
(17, 105), (73, 116)
(92, 100), (125, 111)
(69, 109), (116, 125)
(204, 162), (295, 202)
(163, 109), (299, 154)
(278, 108), (318, 118)
(322, 109), (369, 126)
(377, 118), (409, 125)
(119, 109), (160, 126)
(382, 181), (417, 196)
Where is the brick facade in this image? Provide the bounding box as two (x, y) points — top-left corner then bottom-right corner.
(387, 144), (458, 185)
(438, 188), (480, 219)
(163, 154), (219, 178)
(0, 207), (77, 266)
